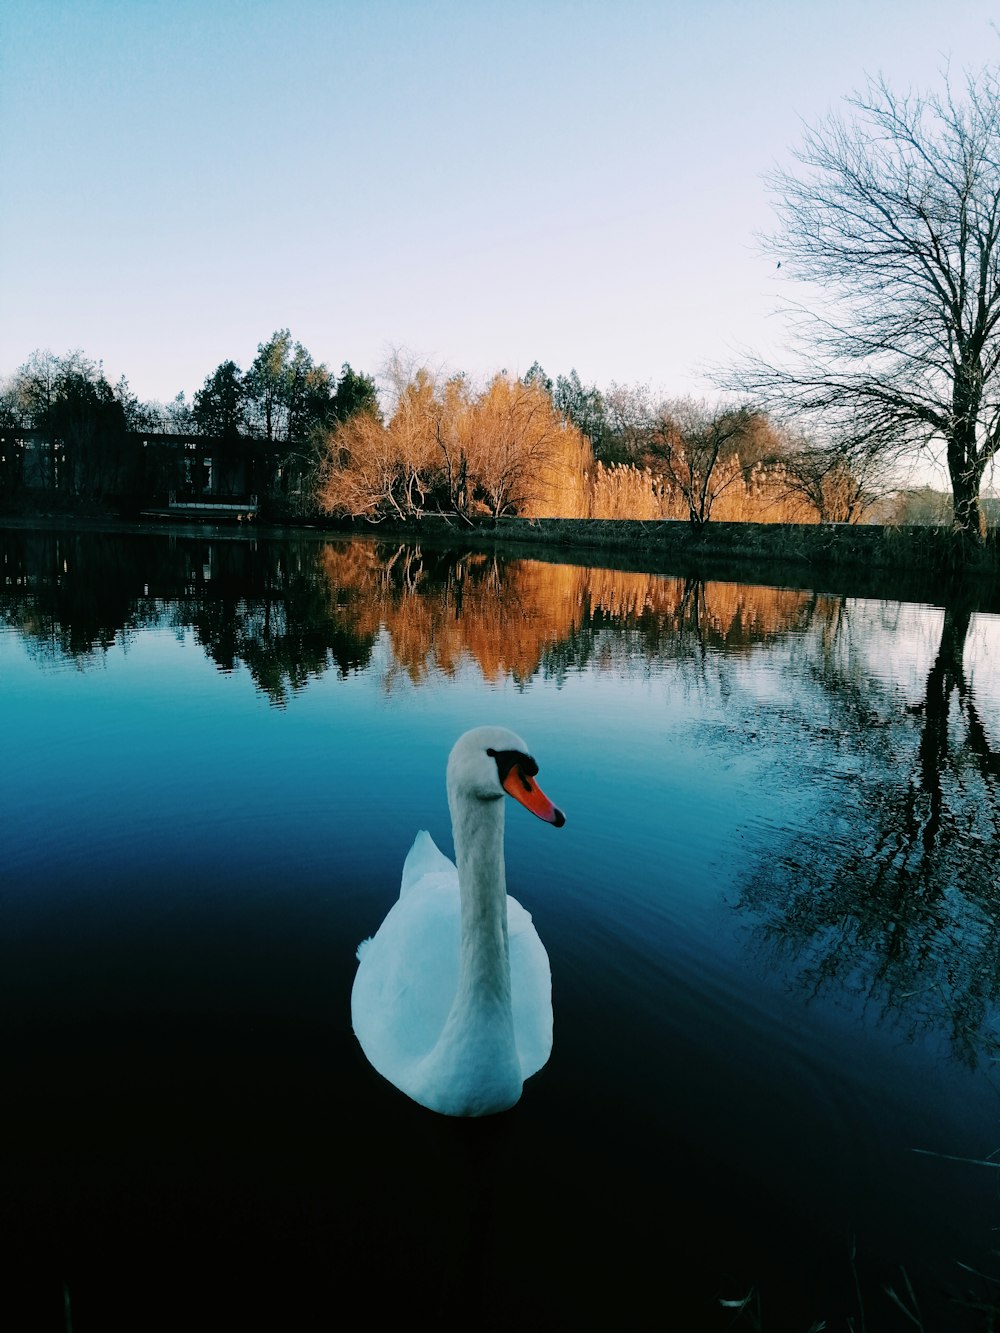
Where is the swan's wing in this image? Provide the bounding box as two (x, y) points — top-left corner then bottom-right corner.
(400, 830), (456, 897)
(507, 896), (553, 1080)
(352, 875), (461, 1072)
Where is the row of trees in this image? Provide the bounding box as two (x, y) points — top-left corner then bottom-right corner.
(314, 356), (883, 526)
(1, 333), (988, 531)
(0, 333), (379, 505)
(0, 338), (892, 525)
(186, 330), (379, 444)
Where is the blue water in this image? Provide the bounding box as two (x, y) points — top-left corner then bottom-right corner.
(3, 527), (1000, 1331)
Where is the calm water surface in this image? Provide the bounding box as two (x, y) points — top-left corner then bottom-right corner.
(3, 527), (1000, 1331)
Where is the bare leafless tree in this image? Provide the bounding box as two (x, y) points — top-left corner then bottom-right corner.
(727, 68), (1000, 541)
(778, 438), (891, 523)
(645, 400), (776, 527)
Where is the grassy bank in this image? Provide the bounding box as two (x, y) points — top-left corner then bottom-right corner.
(2, 496), (996, 570)
(341, 514), (997, 607)
(3, 507), (998, 604)
(423, 514), (1000, 574)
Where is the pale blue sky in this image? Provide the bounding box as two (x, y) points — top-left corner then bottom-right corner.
(2, 0), (998, 408)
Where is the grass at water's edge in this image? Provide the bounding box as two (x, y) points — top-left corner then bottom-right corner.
(436, 514), (1000, 575)
(2, 509), (998, 609)
(336, 515), (1000, 609)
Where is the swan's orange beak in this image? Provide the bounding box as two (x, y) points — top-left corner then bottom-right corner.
(502, 765), (566, 827)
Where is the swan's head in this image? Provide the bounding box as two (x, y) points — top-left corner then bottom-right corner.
(447, 726), (566, 827)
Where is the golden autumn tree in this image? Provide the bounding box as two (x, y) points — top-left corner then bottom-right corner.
(315, 365), (590, 521)
(317, 409), (404, 520)
(464, 373), (586, 519)
(317, 368), (439, 521)
(431, 373), (476, 518)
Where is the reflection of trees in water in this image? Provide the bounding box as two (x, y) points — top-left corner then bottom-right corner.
(317, 542), (825, 688)
(181, 551), (375, 704)
(1, 530), (163, 662)
(541, 572), (818, 681)
(0, 530), (378, 704)
(739, 593), (1000, 1066)
(1, 530), (844, 699)
(151, 537), (378, 703)
(321, 543), (583, 686)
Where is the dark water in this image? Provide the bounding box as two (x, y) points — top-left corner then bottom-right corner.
(3, 526), (1000, 1331)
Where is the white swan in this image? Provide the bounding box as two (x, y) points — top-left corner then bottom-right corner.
(351, 726), (566, 1117)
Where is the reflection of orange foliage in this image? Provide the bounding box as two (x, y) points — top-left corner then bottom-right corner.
(320, 542), (580, 681)
(688, 579), (816, 647)
(582, 566), (815, 647)
(319, 541), (830, 683)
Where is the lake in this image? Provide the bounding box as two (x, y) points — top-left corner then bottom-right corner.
(3, 524), (1000, 1331)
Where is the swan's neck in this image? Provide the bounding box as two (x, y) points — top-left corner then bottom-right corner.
(451, 792), (511, 1011)
(415, 788), (520, 1115)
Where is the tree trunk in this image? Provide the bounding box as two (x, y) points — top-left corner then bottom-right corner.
(948, 374), (987, 540)
(949, 462), (985, 541)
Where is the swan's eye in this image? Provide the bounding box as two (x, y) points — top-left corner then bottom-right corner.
(486, 747), (537, 790)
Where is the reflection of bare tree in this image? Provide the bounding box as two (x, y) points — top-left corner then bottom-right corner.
(740, 594), (1000, 1065)
(918, 600), (1000, 847)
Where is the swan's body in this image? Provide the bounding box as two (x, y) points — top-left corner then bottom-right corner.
(351, 726), (565, 1117)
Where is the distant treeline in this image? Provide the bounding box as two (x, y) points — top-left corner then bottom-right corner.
(0, 332), (379, 511)
(314, 356), (987, 529)
(1, 335), (989, 529)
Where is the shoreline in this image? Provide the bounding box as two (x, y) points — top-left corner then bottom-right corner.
(2, 510), (997, 610)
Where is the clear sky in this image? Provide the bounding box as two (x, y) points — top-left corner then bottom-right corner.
(2, 0), (999, 410)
